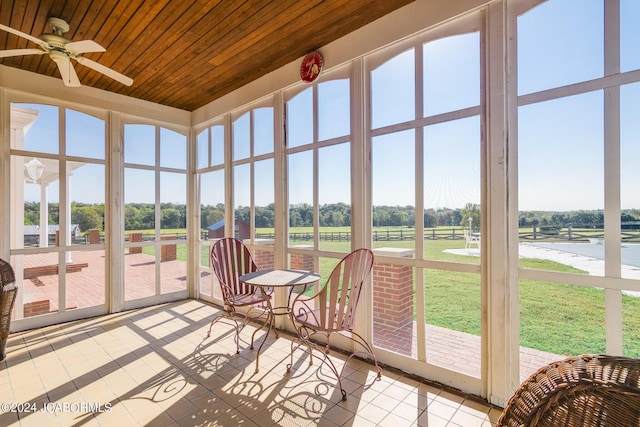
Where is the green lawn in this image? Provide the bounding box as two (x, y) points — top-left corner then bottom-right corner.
(191, 227), (640, 358)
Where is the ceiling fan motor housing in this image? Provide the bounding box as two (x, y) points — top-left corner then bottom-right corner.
(39, 18), (71, 51)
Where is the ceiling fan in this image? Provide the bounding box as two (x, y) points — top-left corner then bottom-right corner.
(0, 17), (133, 87)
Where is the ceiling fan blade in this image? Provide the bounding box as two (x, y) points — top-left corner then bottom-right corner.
(65, 40), (105, 54)
(0, 23), (48, 48)
(75, 56), (133, 86)
(0, 48), (46, 58)
(51, 55), (81, 87)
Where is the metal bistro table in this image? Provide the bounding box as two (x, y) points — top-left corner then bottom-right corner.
(239, 269), (320, 373)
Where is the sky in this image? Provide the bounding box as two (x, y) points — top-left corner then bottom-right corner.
(14, 0), (640, 213)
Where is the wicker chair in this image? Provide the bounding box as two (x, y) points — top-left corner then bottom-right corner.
(0, 258), (17, 361)
(497, 355), (640, 427)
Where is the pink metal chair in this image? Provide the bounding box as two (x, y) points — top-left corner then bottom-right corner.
(206, 238), (271, 354)
(286, 248), (381, 400)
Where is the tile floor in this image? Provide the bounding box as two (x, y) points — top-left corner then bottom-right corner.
(1, 300), (502, 426)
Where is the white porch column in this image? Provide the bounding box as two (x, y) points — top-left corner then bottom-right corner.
(39, 184), (48, 247)
(65, 168), (72, 263)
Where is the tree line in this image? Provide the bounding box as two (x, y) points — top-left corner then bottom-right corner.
(24, 201), (640, 233)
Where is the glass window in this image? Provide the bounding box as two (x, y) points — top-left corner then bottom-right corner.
(372, 130), (415, 251)
(66, 110), (105, 159)
(371, 49), (415, 128)
(286, 88), (313, 148)
(318, 79), (350, 140)
(160, 128), (186, 169)
(11, 103), (59, 154)
(518, 0), (603, 95)
(423, 33), (480, 117)
(233, 112), (250, 161)
(319, 143), (350, 251)
(254, 108), (274, 156)
(621, 0), (640, 73)
(124, 124), (155, 166)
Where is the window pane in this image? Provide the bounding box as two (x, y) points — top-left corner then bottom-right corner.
(620, 82), (640, 280)
(17, 155), (59, 249)
(196, 129), (208, 170)
(518, 92), (604, 274)
(124, 245), (156, 301)
(288, 151), (313, 244)
(201, 170), (225, 238)
(287, 88), (313, 148)
(319, 143), (350, 251)
(212, 125), (224, 166)
(11, 103), (59, 154)
(255, 159), (274, 230)
(22, 253), (60, 317)
(124, 124), (155, 166)
(233, 112), (250, 161)
(234, 164), (250, 240)
(424, 117), (480, 263)
(372, 263), (417, 360)
(518, 0), (603, 95)
(372, 130), (415, 251)
(254, 107), (274, 156)
(519, 278), (605, 380)
(425, 269), (481, 377)
(318, 79), (350, 140)
(160, 128), (186, 169)
(160, 172), (186, 230)
(199, 170), (224, 299)
(70, 163), (105, 246)
(423, 33), (480, 116)
(371, 49), (415, 128)
(66, 110), (105, 159)
(160, 242), (187, 294)
(621, 0), (640, 73)
(65, 249), (105, 309)
(623, 295), (640, 358)
(124, 168), (155, 232)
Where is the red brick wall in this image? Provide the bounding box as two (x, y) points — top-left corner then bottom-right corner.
(161, 236), (177, 262)
(24, 299), (50, 317)
(89, 229), (100, 244)
(290, 252), (314, 271)
(24, 263), (88, 279)
(129, 233), (143, 254)
(254, 250), (274, 271)
(372, 262), (414, 328)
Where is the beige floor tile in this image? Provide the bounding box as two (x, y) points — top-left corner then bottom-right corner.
(3, 300), (499, 427)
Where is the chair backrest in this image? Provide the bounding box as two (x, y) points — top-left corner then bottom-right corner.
(497, 355), (640, 427)
(210, 238), (258, 304)
(318, 248), (374, 332)
(0, 258), (16, 290)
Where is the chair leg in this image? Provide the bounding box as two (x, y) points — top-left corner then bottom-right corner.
(205, 312), (243, 354)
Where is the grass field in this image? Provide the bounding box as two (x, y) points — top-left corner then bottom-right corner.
(163, 226), (640, 358)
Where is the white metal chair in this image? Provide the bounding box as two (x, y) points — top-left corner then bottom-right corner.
(286, 248), (381, 400)
(464, 229), (480, 251)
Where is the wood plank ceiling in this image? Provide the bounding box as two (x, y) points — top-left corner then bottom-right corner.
(0, 0), (414, 111)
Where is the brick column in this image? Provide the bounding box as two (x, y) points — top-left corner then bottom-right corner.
(290, 245), (314, 271)
(89, 229), (100, 244)
(129, 232), (143, 254)
(372, 248), (415, 328)
(161, 235), (177, 262)
(244, 239), (275, 270)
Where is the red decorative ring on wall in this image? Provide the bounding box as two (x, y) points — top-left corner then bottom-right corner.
(300, 51), (323, 83)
